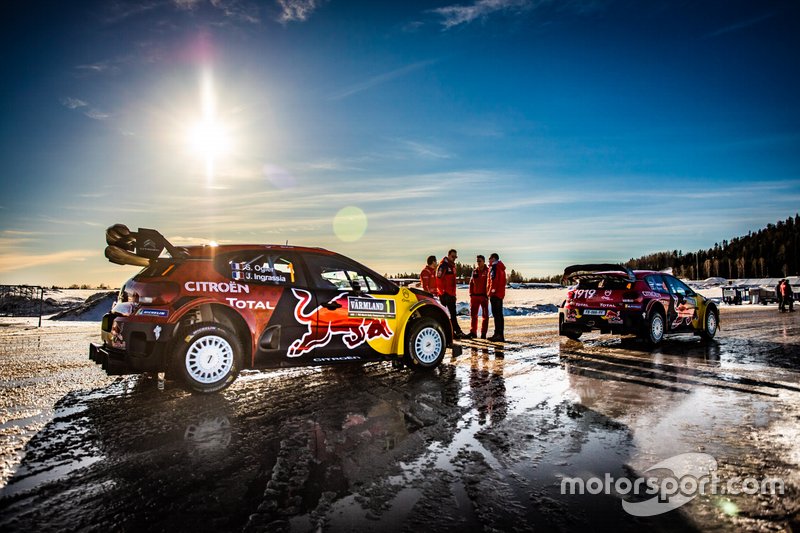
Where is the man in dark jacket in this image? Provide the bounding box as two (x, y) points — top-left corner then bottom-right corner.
(782, 280), (795, 312)
(487, 253), (506, 342)
(776, 280), (785, 312)
(466, 255), (489, 339)
(437, 249), (465, 338)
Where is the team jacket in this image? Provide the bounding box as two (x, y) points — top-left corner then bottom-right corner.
(420, 265), (437, 295)
(488, 260), (507, 299)
(436, 258), (457, 297)
(469, 266), (488, 297)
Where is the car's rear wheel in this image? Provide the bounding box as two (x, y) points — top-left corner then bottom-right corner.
(700, 308), (718, 340)
(559, 314), (582, 340)
(406, 318), (445, 370)
(176, 323), (242, 393)
(642, 310), (665, 346)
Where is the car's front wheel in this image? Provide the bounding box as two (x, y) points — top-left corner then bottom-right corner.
(641, 310), (665, 346)
(176, 323), (242, 393)
(700, 308), (718, 340)
(406, 318), (446, 370)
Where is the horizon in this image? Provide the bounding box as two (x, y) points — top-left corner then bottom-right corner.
(2, 1), (800, 286)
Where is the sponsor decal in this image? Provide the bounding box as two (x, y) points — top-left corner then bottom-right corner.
(312, 355), (362, 363)
(605, 310), (623, 324)
(287, 289), (394, 357)
(573, 289), (597, 299)
(625, 304), (642, 309)
(642, 291), (662, 298)
(348, 297), (396, 318)
(184, 281), (250, 294)
(671, 296), (696, 328)
(153, 325), (162, 340)
(139, 308), (168, 317)
(600, 303), (617, 308)
(225, 298), (275, 310)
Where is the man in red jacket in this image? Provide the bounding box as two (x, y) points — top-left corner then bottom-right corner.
(466, 255), (489, 339)
(487, 252), (506, 342)
(419, 255), (437, 295)
(437, 249), (465, 339)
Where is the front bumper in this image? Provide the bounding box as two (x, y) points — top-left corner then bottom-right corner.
(89, 313), (176, 375)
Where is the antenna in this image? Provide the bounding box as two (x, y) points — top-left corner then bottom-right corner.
(285, 240), (289, 246)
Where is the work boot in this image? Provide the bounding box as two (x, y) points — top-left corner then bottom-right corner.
(464, 332), (476, 339)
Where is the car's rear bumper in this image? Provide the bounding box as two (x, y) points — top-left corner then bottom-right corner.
(560, 308), (646, 336)
(89, 313), (176, 375)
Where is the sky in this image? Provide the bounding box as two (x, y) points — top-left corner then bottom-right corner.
(1, 0), (800, 286)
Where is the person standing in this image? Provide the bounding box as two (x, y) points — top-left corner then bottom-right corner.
(776, 279), (785, 312)
(419, 255), (437, 295)
(437, 249), (465, 339)
(487, 252), (506, 342)
(783, 279), (795, 312)
(466, 255), (489, 339)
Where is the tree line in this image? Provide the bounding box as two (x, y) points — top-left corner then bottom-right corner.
(625, 214), (800, 280)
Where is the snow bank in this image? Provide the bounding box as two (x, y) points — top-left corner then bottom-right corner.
(50, 292), (116, 321)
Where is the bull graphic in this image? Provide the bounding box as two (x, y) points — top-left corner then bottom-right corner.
(671, 296), (696, 329)
(287, 289), (394, 357)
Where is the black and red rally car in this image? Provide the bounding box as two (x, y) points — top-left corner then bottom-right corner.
(90, 225), (458, 393)
(558, 264), (719, 345)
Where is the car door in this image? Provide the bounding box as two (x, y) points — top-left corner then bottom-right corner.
(663, 275), (698, 331)
(301, 253), (399, 362)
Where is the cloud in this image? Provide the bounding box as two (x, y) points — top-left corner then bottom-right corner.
(61, 97), (88, 109)
(431, 0), (533, 28)
(399, 140), (453, 160)
(329, 59), (438, 100)
(210, 0), (261, 23)
(84, 109), (111, 121)
(173, 0), (202, 9)
(0, 245), (94, 274)
(277, 0), (323, 23)
(705, 11), (775, 38)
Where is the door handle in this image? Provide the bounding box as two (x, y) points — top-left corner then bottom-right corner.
(320, 301), (342, 310)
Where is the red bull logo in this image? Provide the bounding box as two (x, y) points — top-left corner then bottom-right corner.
(287, 289), (394, 357)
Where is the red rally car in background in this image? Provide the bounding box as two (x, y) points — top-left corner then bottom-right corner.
(90, 225), (459, 393)
(558, 264), (719, 345)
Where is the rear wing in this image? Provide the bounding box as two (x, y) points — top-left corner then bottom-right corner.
(562, 264), (635, 285)
(104, 224), (189, 267)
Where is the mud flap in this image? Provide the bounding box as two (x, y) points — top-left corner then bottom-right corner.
(451, 344), (463, 357)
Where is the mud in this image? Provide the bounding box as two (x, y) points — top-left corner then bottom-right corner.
(0, 307), (798, 531)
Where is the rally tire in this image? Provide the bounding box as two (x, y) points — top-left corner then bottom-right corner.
(642, 310), (665, 346)
(700, 308), (718, 340)
(559, 314), (582, 341)
(176, 322), (242, 393)
(406, 318), (446, 370)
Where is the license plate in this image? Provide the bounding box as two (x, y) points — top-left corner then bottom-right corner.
(584, 309), (606, 316)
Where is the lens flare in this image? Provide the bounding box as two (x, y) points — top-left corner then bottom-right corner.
(333, 206), (368, 242)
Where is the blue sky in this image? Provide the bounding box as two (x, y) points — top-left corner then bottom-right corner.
(1, 0), (799, 286)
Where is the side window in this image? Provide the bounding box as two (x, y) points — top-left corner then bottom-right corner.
(217, 252), (303, 286)
(664, 275), (692, 297)
(645, 275), (670, 295)
(305, 254), (386, 293)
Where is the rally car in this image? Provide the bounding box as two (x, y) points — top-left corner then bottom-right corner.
(90, 225), (458, 393)
(558, 264), (719, 345)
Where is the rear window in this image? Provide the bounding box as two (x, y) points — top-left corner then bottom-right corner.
(575, 276), (631, 290)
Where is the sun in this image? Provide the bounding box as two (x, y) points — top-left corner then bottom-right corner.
(186, 69), (232, 180)
(188, 119), (231, 158)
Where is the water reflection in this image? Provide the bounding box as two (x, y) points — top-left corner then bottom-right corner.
(468, 346), (507, 426)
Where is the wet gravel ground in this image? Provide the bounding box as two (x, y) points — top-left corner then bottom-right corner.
(0, 307), (798, 532)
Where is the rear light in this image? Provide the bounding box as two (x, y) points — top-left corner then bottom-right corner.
(567, 290), (574, 300)
(133, 282), (180, 305)
(622, 291), (643, 302)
